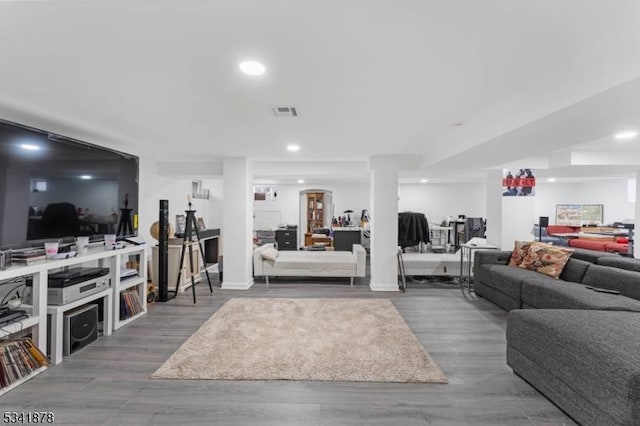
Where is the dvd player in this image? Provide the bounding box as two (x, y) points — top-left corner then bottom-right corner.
(25, 267), (111, 306)
(47, 267), (110, 288)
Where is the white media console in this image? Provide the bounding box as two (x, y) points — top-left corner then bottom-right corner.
(0, 243), (149, 370)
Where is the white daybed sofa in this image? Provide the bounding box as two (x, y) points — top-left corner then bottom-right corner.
(253, 243), (366, 286)
(399, 237), (490, 277)
(401, 252), (461, 276)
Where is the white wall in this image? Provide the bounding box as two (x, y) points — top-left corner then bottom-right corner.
(535, 179), (634, 225)
(253, 183), (370, 229)
(398, 183), (487, 225)
(137, 168), (634, 255)
(138, 159), (223, 244)
(254, 182), (488, 231)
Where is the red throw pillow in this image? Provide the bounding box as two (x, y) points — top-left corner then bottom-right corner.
(615, 237), (629, 244)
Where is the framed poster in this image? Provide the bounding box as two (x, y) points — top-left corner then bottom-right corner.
(502, 169), (536, 196)
(555, 204), (603, 226)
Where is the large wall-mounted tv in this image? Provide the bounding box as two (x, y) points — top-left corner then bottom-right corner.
(0, 119), (139, 249)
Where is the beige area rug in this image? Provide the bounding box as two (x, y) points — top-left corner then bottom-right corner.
(151, 298), (447, 383)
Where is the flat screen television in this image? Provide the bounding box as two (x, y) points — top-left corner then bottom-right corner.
(0, 119), (139, 249)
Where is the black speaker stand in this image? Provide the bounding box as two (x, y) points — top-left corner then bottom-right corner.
(169, 208), (213, 304)
(117, 194), (133, 236)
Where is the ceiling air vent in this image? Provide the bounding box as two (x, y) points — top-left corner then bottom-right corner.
(271, 105), (298, 117)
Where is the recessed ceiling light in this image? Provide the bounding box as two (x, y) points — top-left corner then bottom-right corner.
(287, 144), (300, 152)
(420, 179), (428, 183)
(80, 175), (93, 180)
(614, 131), (638, 140)
(451, 122), (465, 127)
(547, 177), (556, 182)
(239, 60), (266, 76)
(297, 179), (305, 184)
(20, 143), (41, 151)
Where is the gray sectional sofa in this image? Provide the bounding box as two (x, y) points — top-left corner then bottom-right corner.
(474, 248), (640, 426)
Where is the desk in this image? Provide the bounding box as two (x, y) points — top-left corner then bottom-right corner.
(304, 232), (334, 248)
(459, 243), (498, 294)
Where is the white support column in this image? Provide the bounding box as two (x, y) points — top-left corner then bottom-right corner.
(369, 158), (402, 291)
(221, 157), (254, 289)
(501, 197), (535, 249)
(485, 170), (503, 248)
(635, 172), (639, 258)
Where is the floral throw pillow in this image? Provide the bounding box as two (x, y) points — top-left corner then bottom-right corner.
(508, 241), (533, 267)
(519, 242), (573, 278)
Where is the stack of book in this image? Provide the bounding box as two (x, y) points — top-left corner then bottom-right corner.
(0, 338), (48, 390)
(11, 248), (46, 265)
(120, 289), (143, 320)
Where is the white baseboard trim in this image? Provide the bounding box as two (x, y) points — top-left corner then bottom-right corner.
(221, 279), (254, 290)
(369, 281), (400, 292)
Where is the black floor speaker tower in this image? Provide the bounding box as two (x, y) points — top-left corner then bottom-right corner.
(538, 216), (549, 242)
(158, 199), (170, 302)
(64, 303), (99, 356)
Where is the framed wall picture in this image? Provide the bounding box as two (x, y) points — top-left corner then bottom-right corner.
(197, 217), (206, 231)
(175, 214), (186, 235)
(555, 204), (603, 226)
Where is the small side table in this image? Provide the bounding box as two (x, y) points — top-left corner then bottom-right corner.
(47, 288), (113, 365)
(459, 243), (498, 294)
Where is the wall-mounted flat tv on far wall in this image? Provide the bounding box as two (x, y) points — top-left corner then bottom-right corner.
(0, 118), (139, 249)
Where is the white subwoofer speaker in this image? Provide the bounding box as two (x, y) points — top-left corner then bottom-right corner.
(64, 303), (98, 356)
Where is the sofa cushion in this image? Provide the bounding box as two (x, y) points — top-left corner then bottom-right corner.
(260, 246), (279, 261)
(568, 248), (618, 263)
(581, 264), (640, 301)
(507, 310), (640, 426)
(475, 264), (536, 301)
(474, 281), (522, 311)
(521, 278), (640, 311)
(519, 242), (573, 278)
(558, 258), (591, 283)
(597, 256), (640, 272)
(274, 251), (355, 270)
(508, 240), (533, 267)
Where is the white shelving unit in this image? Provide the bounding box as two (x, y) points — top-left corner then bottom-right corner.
(0, 366), (47, 397)
(0, 269), (47, 353)
(0, 315), (40, 338)
(105, 246), (148, 331)
(0, 243), (149, 379)
(44, 287), (113, 365)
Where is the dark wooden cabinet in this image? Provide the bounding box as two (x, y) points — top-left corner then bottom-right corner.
(333, 229), (361, 251)
(276, 229), (298, 251)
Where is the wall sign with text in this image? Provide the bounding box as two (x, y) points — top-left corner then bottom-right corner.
(502, 169), (535, 196)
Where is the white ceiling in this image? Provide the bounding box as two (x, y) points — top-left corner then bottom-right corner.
(1, 0), (640, 182)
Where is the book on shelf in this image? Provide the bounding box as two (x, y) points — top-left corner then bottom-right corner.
(120, 268), (138, 279)
(12, 255), (47, 264)
(119, 289), (143, 320)
(0, 338), (48, 389)
(11, 248), (47, 264)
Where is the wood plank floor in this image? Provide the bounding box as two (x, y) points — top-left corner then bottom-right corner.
(1, 280), (576, 425)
